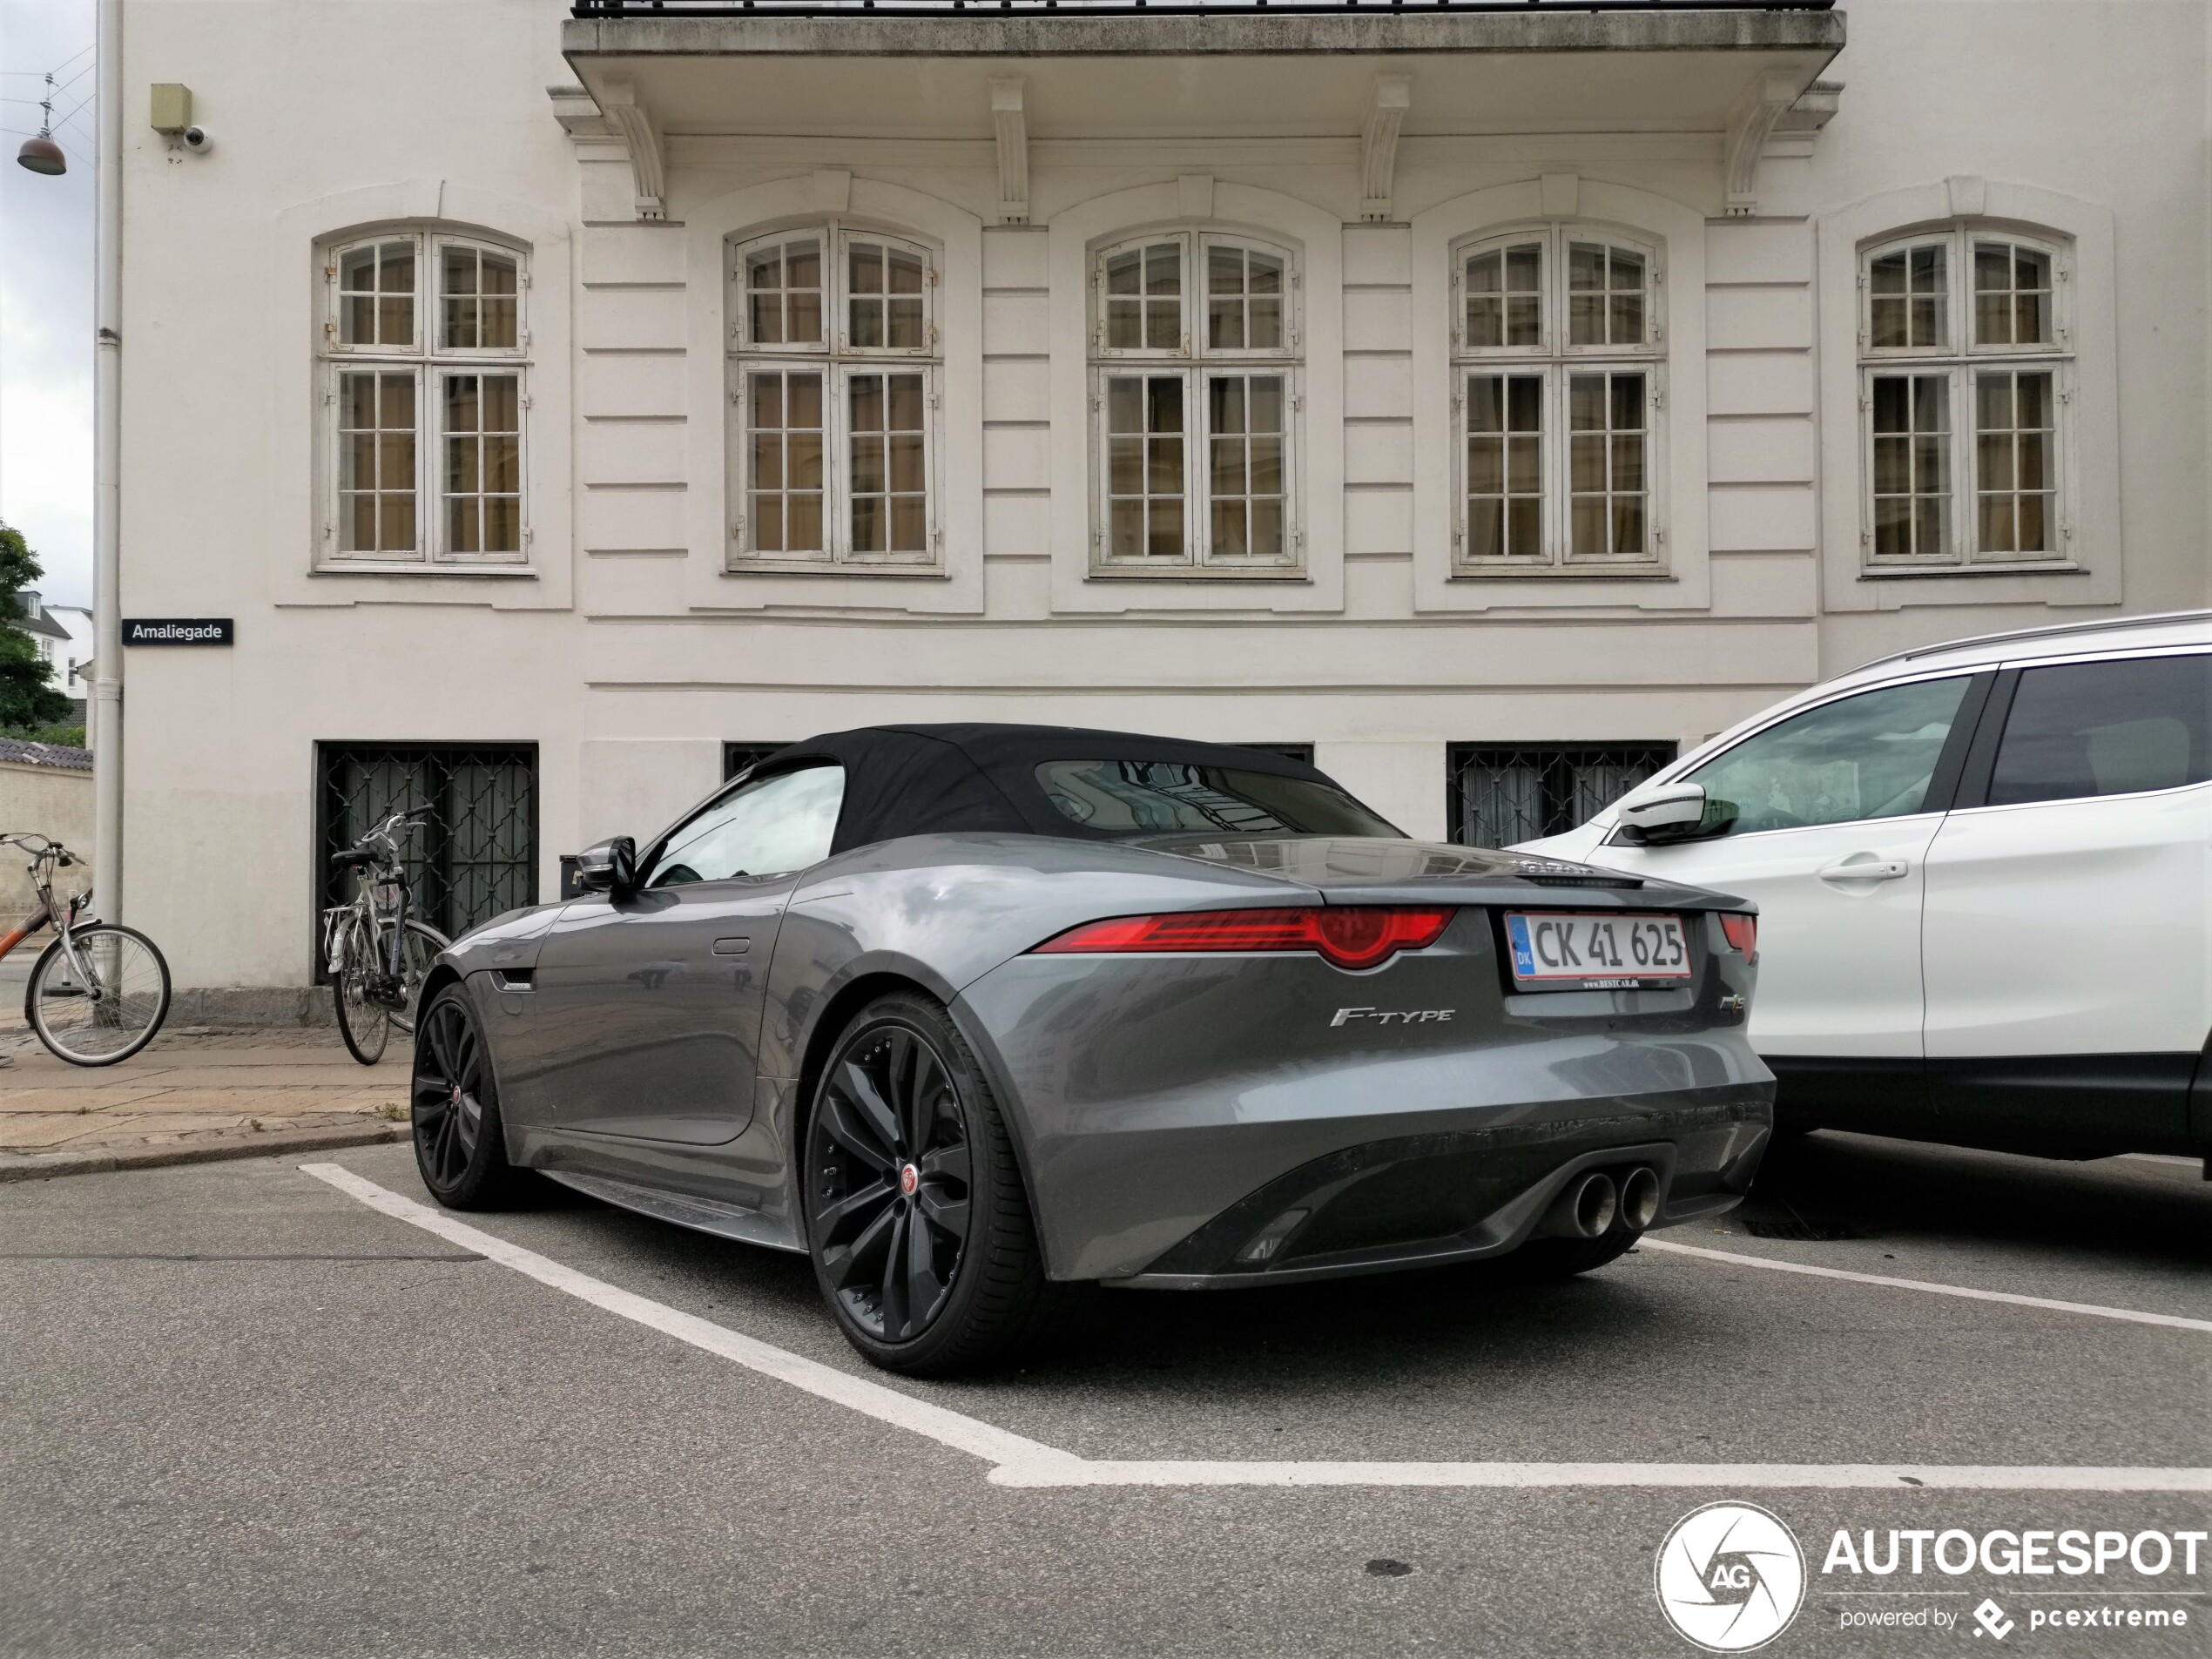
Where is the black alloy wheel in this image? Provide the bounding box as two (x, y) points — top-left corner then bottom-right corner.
(410, 985), (524, 1209)
(802, 993), (1069, 1375)
(810, 1017), (974, 1342)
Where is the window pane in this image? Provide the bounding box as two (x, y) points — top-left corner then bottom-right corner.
(1988, 656), (2212, 806)
(338, 240), (419, 350)
(1972, 239), (2053, 348)
(336, 368), (419, 555)
(1204, 245), (1286, 351)
(1689, 676), (1974, 835)
(745, 236), (822, 347)
(1103, 374), (1185, 561)
(1868, 372), (1951, 557)
(1974, 368), (2055, 556)
(441, 371), (522, 556)
(1869, 243), (1947, 349)
(1148, 498), (1181, 558)
(1105, 242), (1184, 354)
(1464, 373), (1542, 562)
(1201, 373), (1286, 564)
(1567, 372), (1646, 559)
(847, 371), (927, 559)
(745, 369), (825, 557)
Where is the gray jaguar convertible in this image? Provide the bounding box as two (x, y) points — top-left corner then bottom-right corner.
(411, 725), (1773, 1374)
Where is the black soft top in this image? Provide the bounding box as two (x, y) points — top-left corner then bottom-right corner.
(741, 723), (1339, 855)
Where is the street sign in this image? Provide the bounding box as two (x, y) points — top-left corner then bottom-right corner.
(123, 618), (233, 646)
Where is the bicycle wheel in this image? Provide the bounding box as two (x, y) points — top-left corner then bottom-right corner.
(388, 919), (449, 1038)
(332, 916), (390, 1066)
(25, 924), (171, 1067)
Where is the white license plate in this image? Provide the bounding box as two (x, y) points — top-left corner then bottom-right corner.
(1504, 912), (1692, 991)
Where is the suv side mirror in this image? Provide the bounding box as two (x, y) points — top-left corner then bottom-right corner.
(575, 835), (637, 897)
(1615, 782), (1724, 846)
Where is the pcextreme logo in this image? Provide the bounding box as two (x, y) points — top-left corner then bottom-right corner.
(1656, 1502), (1808, 1654)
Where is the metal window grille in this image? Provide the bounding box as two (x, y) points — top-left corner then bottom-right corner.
(317, 744), (540, 957)
(1447, 743), (1674, 850)
(724, 741), (794, 780)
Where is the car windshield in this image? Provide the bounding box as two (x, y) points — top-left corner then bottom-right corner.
(1036, 759), (1401, 838)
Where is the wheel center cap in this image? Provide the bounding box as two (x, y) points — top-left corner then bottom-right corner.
(900, 1163), (919, 1197)
(450, 1084), (462, 1108)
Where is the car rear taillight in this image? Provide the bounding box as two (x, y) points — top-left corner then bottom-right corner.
(1033, 907), (1453, 972)
(1720, 914), (1757, 957)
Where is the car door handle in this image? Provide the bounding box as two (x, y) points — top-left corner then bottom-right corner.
(1817, 857), (1910, 884)
(712, 936), (751, 955)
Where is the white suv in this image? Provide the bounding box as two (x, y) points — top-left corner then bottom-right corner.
(1519, 610), (2212, 1163)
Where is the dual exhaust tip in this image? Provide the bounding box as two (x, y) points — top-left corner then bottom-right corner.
(1538, 1165), (1662, 1240)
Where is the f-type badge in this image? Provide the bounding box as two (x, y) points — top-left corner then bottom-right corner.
(1331, 1007), (1455, 1028)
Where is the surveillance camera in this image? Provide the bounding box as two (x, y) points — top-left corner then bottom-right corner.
(181, 125), (210, 153)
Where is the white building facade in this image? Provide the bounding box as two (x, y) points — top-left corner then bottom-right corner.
(111, 0), (2210, 1001)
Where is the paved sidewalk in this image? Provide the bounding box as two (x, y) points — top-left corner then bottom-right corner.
(0, 1028), (409, 1180)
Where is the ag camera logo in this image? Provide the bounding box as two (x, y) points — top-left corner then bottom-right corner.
(1656, 1501), (1807, 1653)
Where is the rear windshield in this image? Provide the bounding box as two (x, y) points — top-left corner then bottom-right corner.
(1036, 759), (1401, 838)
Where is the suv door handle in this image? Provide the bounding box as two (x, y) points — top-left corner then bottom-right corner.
(1817, 857), (1910, 884)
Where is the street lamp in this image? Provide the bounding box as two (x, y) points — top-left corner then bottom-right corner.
(17, 72), (66, 175)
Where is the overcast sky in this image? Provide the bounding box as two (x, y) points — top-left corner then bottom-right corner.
(1, 0), (96, 610)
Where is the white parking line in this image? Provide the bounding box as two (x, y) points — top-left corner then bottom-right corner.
(298, 1163), (1082, 1477)
(987, 1463), (2212, 1491)
(1638, 1238), (2212, 1336)
(301, 1164), (2212, 1494)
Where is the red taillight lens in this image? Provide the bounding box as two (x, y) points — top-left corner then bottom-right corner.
(1720, 913), (1757, 957)
(1034, 906), (1453, 972)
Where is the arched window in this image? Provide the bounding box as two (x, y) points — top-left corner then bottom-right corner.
(1449, 225), (1662, 570)
(319, 229), (528, 564)
(726, 222), (940, 568)
(1089, 231), (1301, 572)
(1858, 223), (2071, 566)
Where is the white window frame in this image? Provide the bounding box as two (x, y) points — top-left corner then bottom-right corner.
(317, 228), (531, 569)
(1088, 230), (1303, 575)
(1856, 223), (2074, 571)
(1449, 223), (1665, 572)
(726, 222), (942, 571)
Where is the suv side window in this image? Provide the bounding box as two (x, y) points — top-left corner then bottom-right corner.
(1986, 654), (2212, 807)
(645, 765), (846, 887)
(1681, 676), (1973, 838)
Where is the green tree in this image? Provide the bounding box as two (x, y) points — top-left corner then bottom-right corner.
(0, 522), (78, 733)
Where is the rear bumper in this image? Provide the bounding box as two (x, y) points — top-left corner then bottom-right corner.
(1109, 1097), (1765, 1289)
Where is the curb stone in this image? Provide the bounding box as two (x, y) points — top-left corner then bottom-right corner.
(0, 1122), (410, 1183)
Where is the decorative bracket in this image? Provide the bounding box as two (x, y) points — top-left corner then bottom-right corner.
(598, 77), (666, 221)
(1723, 73), (1797, 218)
(991, 78), (1029, 226)
(1359, 74), (1411, 223)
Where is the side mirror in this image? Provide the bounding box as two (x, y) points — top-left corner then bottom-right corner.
(575, 835), (637, 897)
(1615, 782), (1723, 846)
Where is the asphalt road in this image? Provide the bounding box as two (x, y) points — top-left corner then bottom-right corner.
(1, 1131), (2207, 1658)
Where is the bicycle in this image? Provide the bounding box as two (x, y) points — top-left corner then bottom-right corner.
(0, 833), (171, 1066)
(323, 806), (449, 1066)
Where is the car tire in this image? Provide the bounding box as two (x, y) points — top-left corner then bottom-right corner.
(411, 984), (529, 1211)
(1507, 1231), (1640, 1279)
(802, 991), (1068, 1377)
